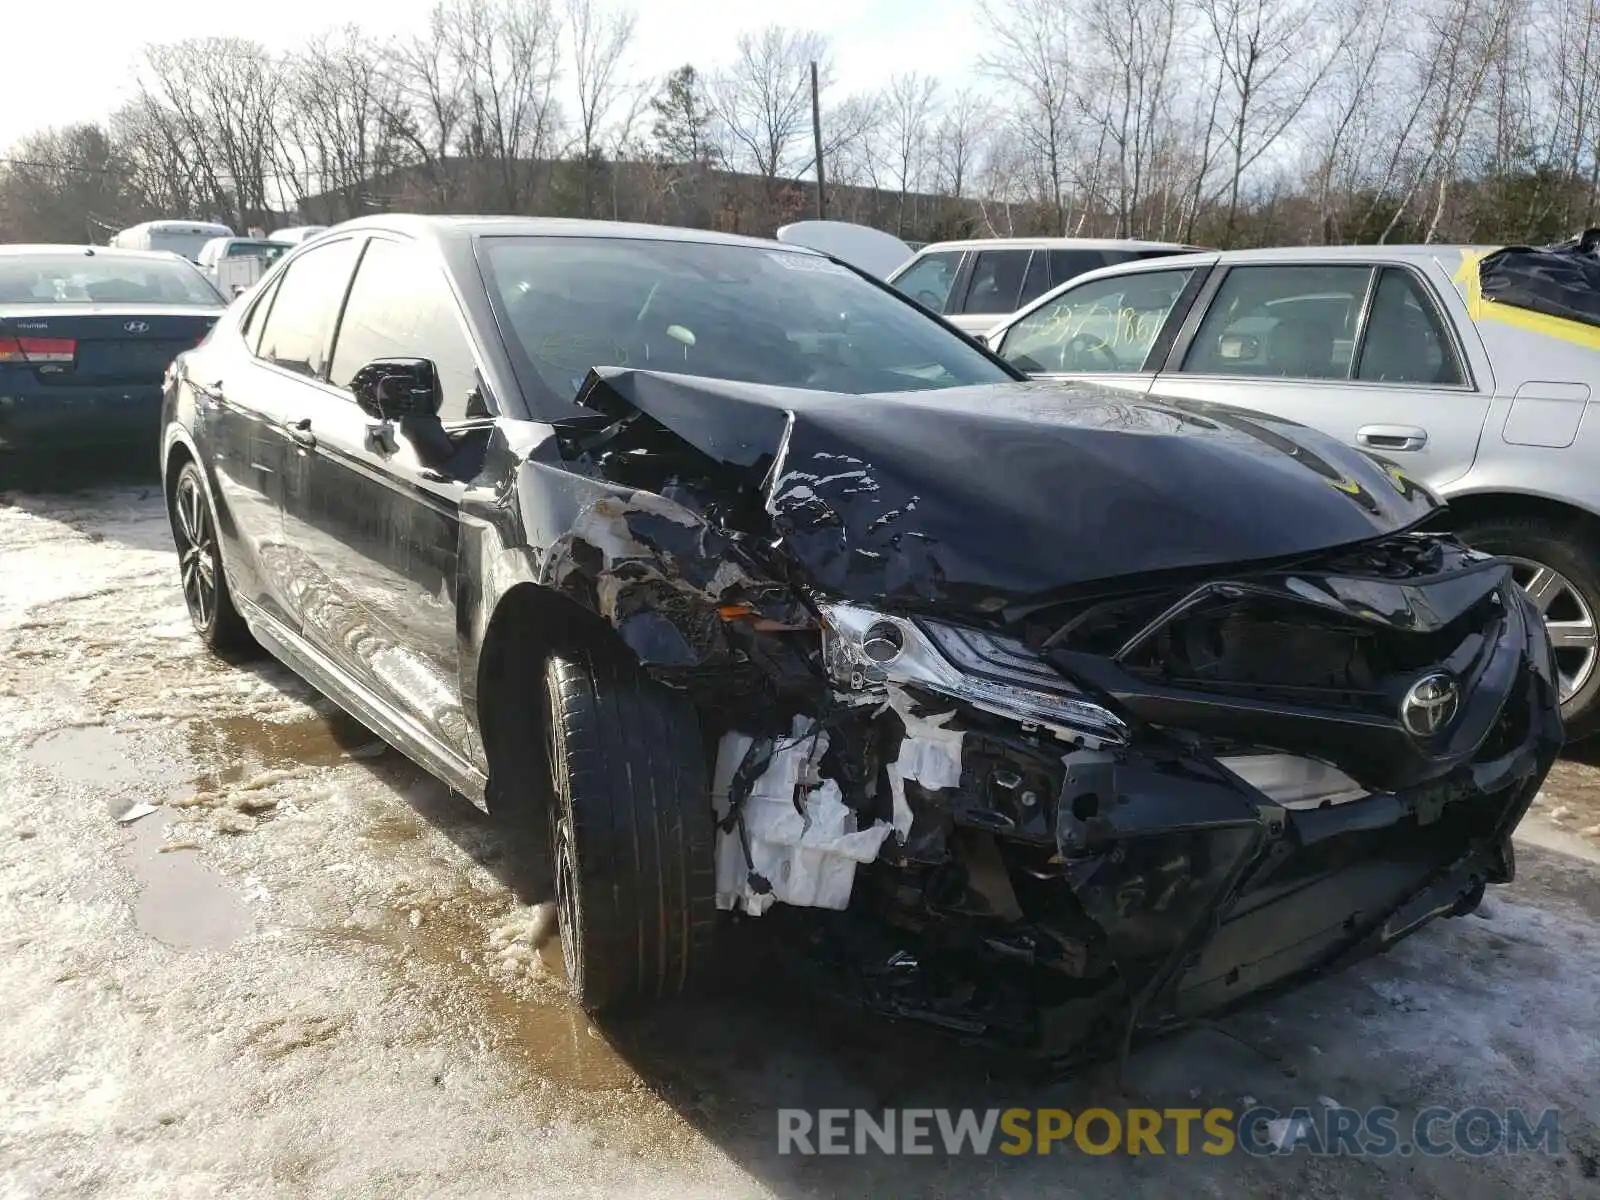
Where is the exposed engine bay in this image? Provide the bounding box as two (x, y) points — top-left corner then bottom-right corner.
(537, 367), (1563, 1060)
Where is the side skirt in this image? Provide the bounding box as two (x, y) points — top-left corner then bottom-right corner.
(238, 596), (490, 806)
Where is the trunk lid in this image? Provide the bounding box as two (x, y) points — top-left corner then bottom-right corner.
(0, 305), (221, 387)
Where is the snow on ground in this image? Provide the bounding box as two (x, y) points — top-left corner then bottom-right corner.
(1, 483), (1598, 1199)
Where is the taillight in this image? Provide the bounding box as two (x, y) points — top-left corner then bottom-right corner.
(0, 336), (76, 364)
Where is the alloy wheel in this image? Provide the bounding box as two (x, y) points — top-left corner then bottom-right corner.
(174, 473), (218, 633)
(547, 700), (583, 993)
(552, 810), (580, 983)
(1507, 555), (1599, 704)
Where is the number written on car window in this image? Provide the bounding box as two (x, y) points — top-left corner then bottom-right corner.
(996, 269), (1195, 373)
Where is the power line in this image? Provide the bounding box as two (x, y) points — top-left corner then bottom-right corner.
(0, 157), (133, 177)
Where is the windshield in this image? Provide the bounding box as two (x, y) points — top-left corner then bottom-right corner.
(0, 254), (223, 306)
(478, 235), (1013, 412)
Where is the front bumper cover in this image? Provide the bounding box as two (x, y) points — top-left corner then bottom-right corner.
(801, 565), (1561, 1061)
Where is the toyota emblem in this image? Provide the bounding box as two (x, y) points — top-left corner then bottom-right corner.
(124, 320), (150, 333)
(1400, 672), (1460, 738)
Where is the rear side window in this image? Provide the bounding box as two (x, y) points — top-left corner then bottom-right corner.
(240, 275), (281, 356)
(329, 238), (485, 421)
(891, 251), (963, 312)
(1017, 252), (1051, 306)
(1181, 264), (1373, 380)
(253, 238), (361, 378)
(1047, 249), (1108, 288)
(957, 249), (1031, 315)
(1356, 268), (1464, 385)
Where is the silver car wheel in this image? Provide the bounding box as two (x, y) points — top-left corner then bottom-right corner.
(1507, 555), (1599, 704)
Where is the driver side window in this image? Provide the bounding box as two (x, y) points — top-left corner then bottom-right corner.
(995, 268), (1195, 374)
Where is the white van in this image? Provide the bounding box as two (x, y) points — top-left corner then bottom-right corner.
(110, 220), (236, 264)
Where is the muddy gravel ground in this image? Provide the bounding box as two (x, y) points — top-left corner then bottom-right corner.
(3, 478), (1600, 1199)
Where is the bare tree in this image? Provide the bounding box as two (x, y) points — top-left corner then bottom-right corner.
(566, 0), (638, 215)
(139, 39), (289, 230)
(979, 0), (1074, 233)
(381, 0), (563, 212)
(0, 125), (138, 241)
(109, 98), (210, 220)
(881, 73), (940, 234)
(1077, 0), (1183, 235)
(931, 87), (994, 200)
(1308, 0), (1400, 241)
(1201, 0), (1351, 243)
(281, 28), (405, 221)
(710, 25), (831, 181)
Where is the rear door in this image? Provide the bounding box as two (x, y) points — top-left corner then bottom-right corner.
(277, 234), (487, 757)
(945, 247), (1035, 334)
(223, 234), (365, 628)
(1148, 260), (1492, 490)
(196, 273), (294, 625)
(987, 263), (1211, 396)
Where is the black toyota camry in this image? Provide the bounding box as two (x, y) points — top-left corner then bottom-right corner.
(158, 215), (1562, 1062)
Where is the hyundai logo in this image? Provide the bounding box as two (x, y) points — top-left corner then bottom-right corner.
(124, 320), (150, 333)
(1401, 672), (1460, 738)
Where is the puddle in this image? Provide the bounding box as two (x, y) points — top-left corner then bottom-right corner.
(127, 809), (252, 950)
(22, 725), (167, 789)
(22, 723), (251, 951)
(188, 709), (389, 776)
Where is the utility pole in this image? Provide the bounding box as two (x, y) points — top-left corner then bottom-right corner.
(810, 60), (826, 220)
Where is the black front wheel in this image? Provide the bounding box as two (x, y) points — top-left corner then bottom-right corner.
(543, 651), (717, 1012)
(168, 460), (253, 656)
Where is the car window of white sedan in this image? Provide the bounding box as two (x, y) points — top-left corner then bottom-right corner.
(1181, 264), (1373, 380)
(891, 250), (963, 312)
(994, 268), (1196, 374)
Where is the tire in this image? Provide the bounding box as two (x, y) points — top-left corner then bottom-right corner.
(1454, 514), (1600, 740)
(544, 651), (717, 1012)
(168, 460), (253, 656)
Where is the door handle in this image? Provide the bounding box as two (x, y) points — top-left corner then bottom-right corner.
(287, 417), (317, 450)
(1356, 424), (1428, 452)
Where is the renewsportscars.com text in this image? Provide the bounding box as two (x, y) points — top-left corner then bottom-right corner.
(776, 1106), (1562, 1157)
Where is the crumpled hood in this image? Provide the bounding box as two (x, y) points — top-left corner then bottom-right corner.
(576, 369), (1442, 615)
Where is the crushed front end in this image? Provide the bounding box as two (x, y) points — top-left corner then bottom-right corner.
(702, 533), (1561, 1060)
(544, 371), (1563, 1060)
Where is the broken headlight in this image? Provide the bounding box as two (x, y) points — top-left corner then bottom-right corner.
(820, 602), (1128, 745)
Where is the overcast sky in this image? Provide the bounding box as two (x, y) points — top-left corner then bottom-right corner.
(0, 0), (986, 154)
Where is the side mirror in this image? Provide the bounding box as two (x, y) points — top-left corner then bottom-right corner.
(972, 331), (990, 348)
(350, 358), (442, 422)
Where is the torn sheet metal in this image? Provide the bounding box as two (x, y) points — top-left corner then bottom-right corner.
(711, 717), (894, 916)
(573, 367), (1443, 618)
(884, 686), (965, 840)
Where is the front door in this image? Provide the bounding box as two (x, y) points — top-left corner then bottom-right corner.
(988, 264), (1209, 398)
(277, 235), (488, 759)
(1148, 262), (1493, 492)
